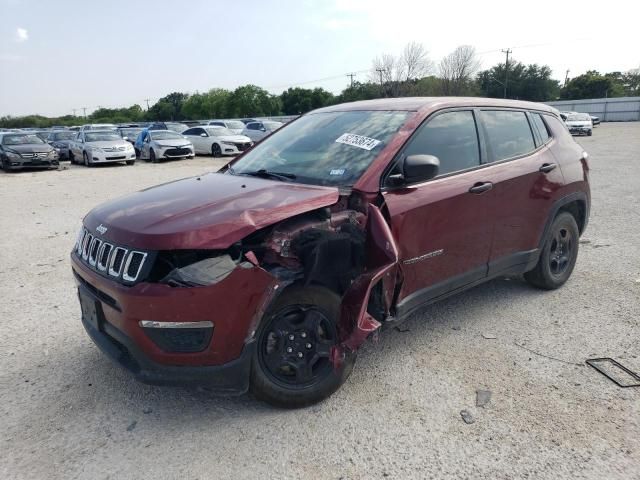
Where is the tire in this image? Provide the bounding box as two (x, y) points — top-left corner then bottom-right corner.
(525, 212), (580, 290)
(69, 151), (75, 164)
(134, 148), (140, 159)
(211, 143), (222, 157)
(150, 149), (157, 163)
(587, 130), (593, 136)
(250, 285), (356, 408)
(126, 160), (135, 165)
(1, 157), (10, 171)
(83, 151), (90, 167)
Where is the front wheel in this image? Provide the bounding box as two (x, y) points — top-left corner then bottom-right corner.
(250, 286), (356, 408)
(126, 160), (135, 165)
(150, 149), (157, 163)
(211, 143), (222, 157)
(83, 152), (91, 167)
(525, 212), (579, 290)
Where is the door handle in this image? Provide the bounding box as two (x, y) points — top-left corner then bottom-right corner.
(539, 163), (557, 173)
(468, 182), (493, 194)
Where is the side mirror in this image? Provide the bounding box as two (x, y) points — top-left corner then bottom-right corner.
(123, 136), (129, 141)
(388, 155), (440, 187)
(200, 133), (207, 137)
(260, 127), (266, 132)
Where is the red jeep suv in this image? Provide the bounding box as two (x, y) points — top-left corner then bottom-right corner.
(71, 98), (590, 407)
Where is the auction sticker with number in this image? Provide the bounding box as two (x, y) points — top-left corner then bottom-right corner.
(335, 133), (381, 151)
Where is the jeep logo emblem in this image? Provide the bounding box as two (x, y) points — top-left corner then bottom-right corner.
(96, 224), (108, 235)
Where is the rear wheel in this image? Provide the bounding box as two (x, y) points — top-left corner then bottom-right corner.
(250, 286), (356, 408)
(211, 143), (222, 157)
(525, 212), (579, 290)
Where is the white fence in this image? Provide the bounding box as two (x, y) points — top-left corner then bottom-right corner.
(545, 97), (640, 122)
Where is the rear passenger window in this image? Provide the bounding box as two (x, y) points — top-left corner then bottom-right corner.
(531, 113), (551, 144)
(403, 111), (480, 176)
(482, 110), (535, 161)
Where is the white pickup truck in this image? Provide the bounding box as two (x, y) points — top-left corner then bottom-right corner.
(68, 130), (136, 167)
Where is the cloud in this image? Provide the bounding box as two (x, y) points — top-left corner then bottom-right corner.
(16, 27), (28, 42)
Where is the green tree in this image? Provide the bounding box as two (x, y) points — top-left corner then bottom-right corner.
(337, 81), (380, 103)
(227, 85), (281, 117)
(280, 87), (334, 115)
(478, 61), (560, 101)
(182, 88), (231, 120)
(560, 71), (617, 99)
(148, 92), (188, 121)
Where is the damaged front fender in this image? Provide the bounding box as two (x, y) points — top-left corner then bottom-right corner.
(338, 204), (399, 354)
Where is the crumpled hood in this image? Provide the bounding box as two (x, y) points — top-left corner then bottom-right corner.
(84, 172), (339, 250)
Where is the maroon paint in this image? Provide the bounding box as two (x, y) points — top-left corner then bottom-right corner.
(72, 255), (277, 365)
(84, 172), (339, 250)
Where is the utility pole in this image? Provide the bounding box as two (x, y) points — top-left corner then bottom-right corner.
(564, 69), (570, 87)
(501, 48), (512, 99)
(72, 108), (77, 117)
(144, 98), (150, 110)
(346, 73), (356, 88)
(375, 68), (386, 96)
(82, 107), (87, 118)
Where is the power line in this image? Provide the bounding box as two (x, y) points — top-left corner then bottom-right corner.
(346, 73), (356, 88)
(265, 69), (370, 90)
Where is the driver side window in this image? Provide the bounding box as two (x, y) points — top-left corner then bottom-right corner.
(402, 110), (481, 177)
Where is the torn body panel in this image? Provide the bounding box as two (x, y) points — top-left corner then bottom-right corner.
(338, 204), (399, 352)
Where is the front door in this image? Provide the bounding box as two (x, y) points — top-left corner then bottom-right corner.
(382, 110), (493, 317)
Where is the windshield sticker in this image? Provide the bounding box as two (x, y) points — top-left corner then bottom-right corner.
(330, 169), (346, 176)
(335, 133), (381, 151)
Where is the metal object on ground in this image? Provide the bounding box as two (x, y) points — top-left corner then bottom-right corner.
(586, 358), (640, 388)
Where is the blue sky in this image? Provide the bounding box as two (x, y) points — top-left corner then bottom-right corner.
(1, 0), (638, 116)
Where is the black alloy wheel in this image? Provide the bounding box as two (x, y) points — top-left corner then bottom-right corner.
(212, 143), (222, 157)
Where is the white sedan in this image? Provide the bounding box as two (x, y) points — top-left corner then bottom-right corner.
(182, 126), (253, 157)
(68, 130), (136, 166)
(136, 129), (195, 163)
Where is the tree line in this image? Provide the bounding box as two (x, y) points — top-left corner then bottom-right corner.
(2, 43), (638, 128)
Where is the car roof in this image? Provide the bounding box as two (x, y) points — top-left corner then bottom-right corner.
(311, 97), (558, 114)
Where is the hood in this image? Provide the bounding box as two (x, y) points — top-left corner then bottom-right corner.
(5, 144), (53, 154)
(566, 120), (591, 127)
(217, 135), (252, 143)
(84, 172), (339, 250)
(88, 140), (130, 149)
(154, 139), (192, 148)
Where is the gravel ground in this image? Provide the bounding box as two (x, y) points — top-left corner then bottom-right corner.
(1, 123), (639, 480)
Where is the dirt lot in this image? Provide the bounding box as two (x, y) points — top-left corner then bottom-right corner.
(1, 123), (639, 480)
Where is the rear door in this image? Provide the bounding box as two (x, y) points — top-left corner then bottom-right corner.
(383, 109), (494, 316)
(477, 109), (565, 274)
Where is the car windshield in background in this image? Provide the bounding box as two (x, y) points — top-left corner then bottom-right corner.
(206, 127), (233, 136)
(230, 110), (410, 187)
(122, 128), (143, 138)
(52, 132), (76, 140)
(150, 131), (183, 140)
(2, 134), (45, 145)
(567, 114), (591, 121)
(264, 122), (282, 131)
(226, 121), (245, 130)
(85, 132), (121, 142)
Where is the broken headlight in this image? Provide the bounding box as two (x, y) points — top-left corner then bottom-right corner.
(161, 254), (239, 287)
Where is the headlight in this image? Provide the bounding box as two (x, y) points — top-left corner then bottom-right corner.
(221, 141), (236, 146)
(160, 254), (243, 287)
(47, 150), (58, 158)
(6, 151), (21, 160)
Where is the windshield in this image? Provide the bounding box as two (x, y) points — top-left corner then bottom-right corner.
(52, 132), (76, 140)
(150, 130), (184, 140)
(122, 128), (143, 138)
(2, 134), (45, 145)
(166, 123), (188, 132)
(567, 113), (591, 121)
(264, 122), (282, 131)
(85, 132), (121, 142)
(206, 127), (233, 137)
(230, 110), (410, 187)
(226, 120), (245, 130)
